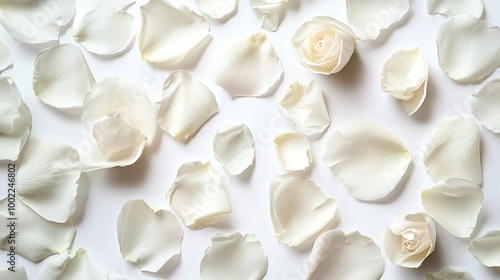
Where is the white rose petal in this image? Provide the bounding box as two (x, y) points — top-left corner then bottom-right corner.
(138, 0), (211, 64)
(249, 0), (287, 31)
(0, 199), (75, 262)
(423, 115), (482, 184)
(117, 200), (183, 272)
(270, 174), (337, 246)
(0, 266), (27, 280)
(0, 0), (75, 44)
(212, 33), (283, 97)
(424, 266), (474, 280)
(195, 0), (236, 20)
(421, 178), (483, 238)
(0, 77), (31, 161)
(73, 0), (135, 55)
(37, 248), (108, 280)
(167, 161), (231, 229)
(213, 123), (255, 175)
(436, 15), (500, 83)
(0, 41), (12, 73)
(469, 230), (500, 267)
(382, 213), (436, 268)
(346, 0), (409, 40)
(157, 71), (218, 141)
(274, 131), (312, 171)
(278, 80), (330, 136)
(33, 44), (95, 110)
(470, 78), (500, 133)
(323, 119), (411, 201)
(200, 233), (268, 280)
(306, 230), (384, 280)
(381, 47), (428, 115)
(427, 0), (484, 18)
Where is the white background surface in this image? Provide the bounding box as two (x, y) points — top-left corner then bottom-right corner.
(1, 0), (500, 279)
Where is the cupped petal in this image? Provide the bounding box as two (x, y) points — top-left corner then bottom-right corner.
(423, 115), (482, 184)
(249, 0), (287, 31)
(212, 33), (283, 97)
(421, 178), (483, 238)
(0, 41), (13, 73)
(323, 119), (411, 201)
(306, 230), (384, 280)
(138, 0), (211, 64)
(0, 266), (27, 280)
(200, 233), (268, 280)
(157, 70), (218, 141)
(424, 266), (474, 280)
(270, 174), (337, 246)
(274, 131), (312, 171)
(469, 230), (500, 267)
(117, 200), (183, 272)
(436, 15), (500, 83)
(470, 78), (500, 133)
(33, 44), (95, 110)
(346, 0), (409, 40)
(167, 161), (231, 229)
(213, 123), (255, 175)
(427, 0), (484, 18)
(278, 80), (330, 136)
(195, 0), (236, 20)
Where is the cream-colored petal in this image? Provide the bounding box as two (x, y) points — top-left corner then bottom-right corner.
(37, 248), (108, 280)
(278, 80), (330, 136)
(421, 178), (483, 238)
(138, 0), (211, 64)
(200, 233), (268, 280)
(167, 161), (231, 229)
(33, 44), (95, 110)
(427, 0), (484, 18)
(274, 131), (312, 171)
(346, 0), (409, 40)
(0, 41), (12, 73)
(424, 266), (474, 280)
(423, 115), (482, 184)
(469, 230), (500, 267)
(195, 0), (236, 20)
(117, 200), (183, 272)
(157, 70), (218, 141)
(323, 119), (411, 201)
(0, 266), (27, 280)
(213, 123), (255, 175)
(470, 78), (500, 133)
(249, 0), (287, 31)
(270, 174), (337, 246)
(212, 33), (283, 97)
(306, 230), (384, 280)
(436, 15), (500, 83)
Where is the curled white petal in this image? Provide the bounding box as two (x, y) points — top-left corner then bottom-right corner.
(278, 80), (330, 136)
(138, 0), (211, 64)
(0, 266), (27, 280)
(323, 119), (411, 201)
(424, 266), (474, 280)
(200, 233), (268, 280)
(421, 178), (483, 238)
(167, 161), (232, 229)
(381, 47), (428, 115)
(0, 77), (32, 161)
(427, 0), (484, 18)
(423, 115), (482, 184)
(212, 33), (283, 97)
(117, 200), (183, 272)
(33, 44), (95, 110)
(470, 78), (500, 133)
(469, 230), (500, 267)
(274, 131), (312, 171)
(306, 230), (384, 280)
(195, 0), (236, 20)
(213, 123), (255, 175)
(249, 0), (287, 31)
(73, 0), (135, 55)
(436, 15), (500, 83)
(0, 41), (12, 73)
(157, 70), (218, 141)
(346, 0), (409, 40)
(270, 174), (337, 246)
(37, 247), (108, 280)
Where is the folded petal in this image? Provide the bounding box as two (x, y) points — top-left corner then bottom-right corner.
(33, 44), (95, 110)
(436, 15), (500, 83)
(470, 78), (500, 133)
(0, 41), (12, 73)
(213, 123), (255, 175)
(274, 131), (312, 171)
(421, 178), (483, 238)
(249, 0), (287, 31)
(306, 230), (384, 280)
(423, 115), (482, 184)
(278, 80), (330, 136)
(469, 230), (500, 267)
(195, 0), (237, 20)
(323, 119), (411, 201)
(167, 161), (231, 229)
(157, 70), (218, 141)
(270, 174), (337, 246)
(117, 200), (183, 272)
(427, 0), (484, 18)
(424, 266), (474, 280)
(138, 0), (211, 64)
(0, 266), (27, 280)
(212, 33), (283, 97)
(346, 0), (409, 40)
(200, 233), (268, 280)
